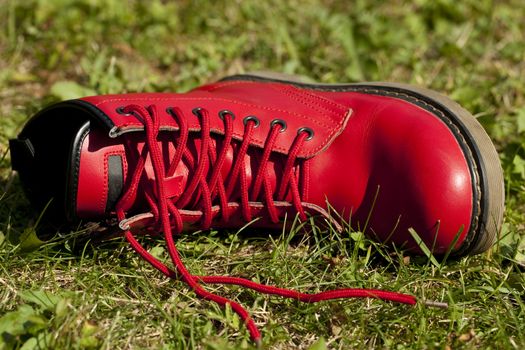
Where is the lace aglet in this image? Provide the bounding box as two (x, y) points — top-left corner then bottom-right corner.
(422, 299), (448, 309)
(118, 220), (131, 231)
(255, 338), (263, 349)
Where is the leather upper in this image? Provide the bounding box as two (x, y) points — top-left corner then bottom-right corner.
(80, 81), (353, 158)
(15, 79), (475, 253)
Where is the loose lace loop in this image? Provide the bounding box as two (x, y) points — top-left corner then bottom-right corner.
(114, 104), (419, 345)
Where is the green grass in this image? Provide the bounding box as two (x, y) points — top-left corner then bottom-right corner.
(1, 0), (525, 349)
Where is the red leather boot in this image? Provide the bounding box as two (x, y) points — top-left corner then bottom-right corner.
(10, 73), (504, 344)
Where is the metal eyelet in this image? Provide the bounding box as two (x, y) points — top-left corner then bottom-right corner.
(270, 119), (287, 132)
(219, 110), (235, 120)
(166, 107), (176, 116)
(116, 106), (129, 115)
(297, 127), (314, 141)
(243, 115), (260, 128)
(192, 107), (204, 117)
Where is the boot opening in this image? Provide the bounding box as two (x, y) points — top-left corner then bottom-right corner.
(10, 107), (93, 224)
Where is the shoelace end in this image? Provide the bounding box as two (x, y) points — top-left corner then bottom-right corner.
(255, 338), (263, 349)
(118, 219), (131, 231)
(422, 299), (448, 309)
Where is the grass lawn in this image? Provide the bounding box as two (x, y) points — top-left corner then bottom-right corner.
(1, 0), (525, 349)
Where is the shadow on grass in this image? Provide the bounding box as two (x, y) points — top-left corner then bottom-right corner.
(2, 171), (459, 277)
(0, 173), (120, 255)
(0, 174), (36, 240)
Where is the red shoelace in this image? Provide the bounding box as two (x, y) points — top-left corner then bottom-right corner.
(114, 104), (424, 346)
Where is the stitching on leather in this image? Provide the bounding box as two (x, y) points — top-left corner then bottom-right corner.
(305, 108), (352, 158)
(95, 97), (351, 157)
(266, 84), (344, 123)
(94, 97), (335, 130)
(278, 85), (348, 114)
(102, 154), (109, 213)
(103, 150), (127, 213)
(208, 80), (348, 116)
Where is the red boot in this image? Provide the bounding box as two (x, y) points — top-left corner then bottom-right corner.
(10, 72), (504, 255)
(10, 73), (504, 343)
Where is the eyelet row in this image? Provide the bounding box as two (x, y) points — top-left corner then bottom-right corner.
(115, 106), (314, 141)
